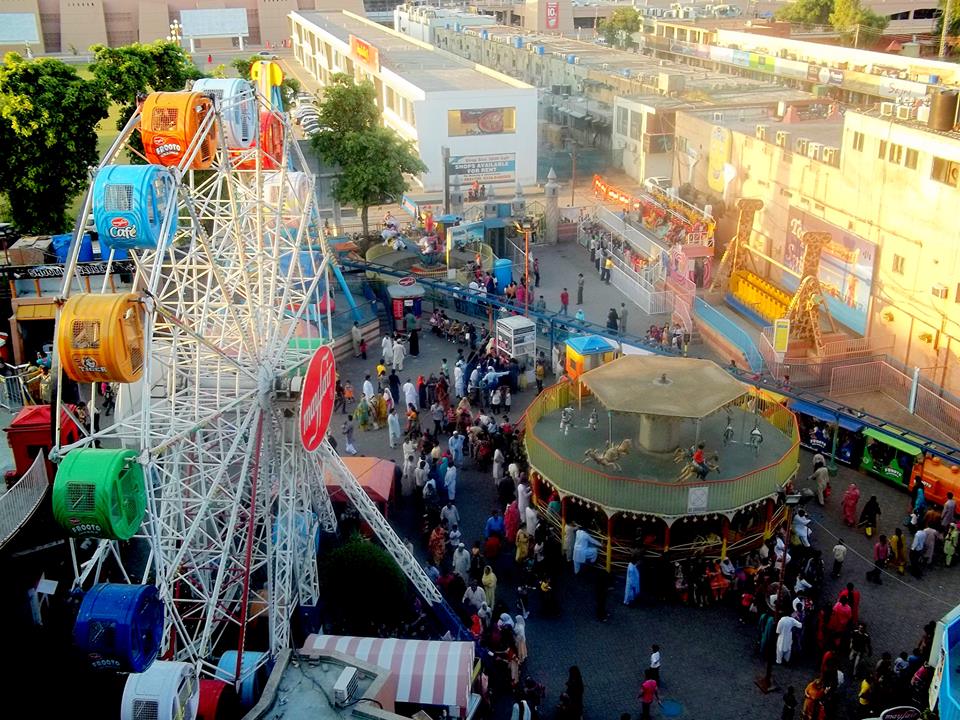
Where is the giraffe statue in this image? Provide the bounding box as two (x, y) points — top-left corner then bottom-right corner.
(785, 230), (837, 354)
(710, 198), (764, 293)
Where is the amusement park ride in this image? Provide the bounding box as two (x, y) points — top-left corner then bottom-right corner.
(39, 59), (464, 718)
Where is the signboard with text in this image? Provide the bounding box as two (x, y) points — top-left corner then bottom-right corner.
(299, 346), (336, 452)
(449, 153), (516, 185)
(545, 0), (559, 29)
(349, 34), (379, 72)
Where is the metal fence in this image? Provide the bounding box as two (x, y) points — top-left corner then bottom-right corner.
(610, 263), (674, 317)
(523, 380), (798, 516)
(0, 452), (48, 549)
(693, 297), (764, 372)
(595, 206), (666, 268)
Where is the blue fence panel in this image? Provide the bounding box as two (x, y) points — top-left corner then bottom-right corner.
(693, 297), (764, 373)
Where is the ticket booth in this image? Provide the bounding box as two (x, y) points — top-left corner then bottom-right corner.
(387, 281), (424, 333)
(565, 335), (616, 384)
(496, 315), (536, 363)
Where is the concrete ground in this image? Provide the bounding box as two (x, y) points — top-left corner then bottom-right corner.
(333, 234), (960, 720)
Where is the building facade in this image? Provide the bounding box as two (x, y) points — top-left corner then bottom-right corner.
(290, 10), (538, 192)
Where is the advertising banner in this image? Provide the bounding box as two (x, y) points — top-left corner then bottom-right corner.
(349, 35), (379, 72)
(707, 126), (731, 193)
(783, 207), (876, 336)
(545, 0), (559, 29)
(807, 64), (844, 85)
(448, 107), (515, 136)
(449, 153), (516, 184)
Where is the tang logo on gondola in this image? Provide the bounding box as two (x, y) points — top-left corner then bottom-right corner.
(153, 135), (182, 159)
(299, 346), (336, 453)
(108, 217), (137, 240)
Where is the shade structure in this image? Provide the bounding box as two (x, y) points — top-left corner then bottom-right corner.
(324, 457), (395, 509)
(578, 355), (747, 419)
(302, 635), (475, 708)
(566, 334), (615, 355)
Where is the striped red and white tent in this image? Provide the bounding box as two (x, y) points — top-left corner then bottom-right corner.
(303, 635), (475, 708)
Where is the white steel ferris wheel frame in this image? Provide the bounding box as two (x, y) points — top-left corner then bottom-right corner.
(54, 87), (340, 680)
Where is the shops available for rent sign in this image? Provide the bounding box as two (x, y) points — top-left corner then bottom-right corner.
(449, 153), (516, 184)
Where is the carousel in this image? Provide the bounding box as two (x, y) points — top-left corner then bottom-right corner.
(524, 355), (800, 569)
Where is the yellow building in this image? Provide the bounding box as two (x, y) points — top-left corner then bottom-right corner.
(675, 96), (960, 392)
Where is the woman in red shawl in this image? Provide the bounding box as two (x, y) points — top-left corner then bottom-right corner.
(428, 524), (447, 565)
(437, 376), (450, 411)
(504, 500), (520, 544)
(841, 482), (861, 527)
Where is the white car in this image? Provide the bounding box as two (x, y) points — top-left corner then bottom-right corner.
(642, 176), (671, 194)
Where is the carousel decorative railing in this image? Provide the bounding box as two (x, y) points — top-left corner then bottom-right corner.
(523, 380), (799, 517)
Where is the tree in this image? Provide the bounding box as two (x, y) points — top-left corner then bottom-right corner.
(775, 0), (833, 26)
(310, 74), (425, 238)
(829, 0), (889, 40)
(320, 535), (409, 634)
(936, 0), (960, 45)
(599, 7), (641, 48)
(0, 53), (108, 233)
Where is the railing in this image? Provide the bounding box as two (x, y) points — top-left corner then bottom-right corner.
(596, 206), (665, 262)
(524, 381), (799, 517)
(666, 272), (696, 334)
(694, 297), (764, 372)
(610, 259), (674, 317)
(0, 452), (48, 549)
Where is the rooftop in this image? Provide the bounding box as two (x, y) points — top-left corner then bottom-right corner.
(685, 103), (845, 148)
(293, 11), (530, 93)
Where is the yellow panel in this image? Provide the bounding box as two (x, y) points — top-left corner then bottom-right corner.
(707, 126), (731, 193)
(16, 303), (57, 321)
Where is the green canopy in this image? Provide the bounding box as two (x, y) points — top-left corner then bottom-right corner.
(863, 427), (924, 456)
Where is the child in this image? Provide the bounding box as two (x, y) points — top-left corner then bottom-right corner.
(359, 337), (368, 360)
(448, 523), (462, 549)
(343, 380), (355, 408)
(781, 686), (797, 720)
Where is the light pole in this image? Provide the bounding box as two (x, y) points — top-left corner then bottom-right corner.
(514, 219), (533, 315)
(168, 19), (182, 47)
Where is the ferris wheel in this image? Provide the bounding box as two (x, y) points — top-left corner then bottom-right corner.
(48, 62), (345, 712)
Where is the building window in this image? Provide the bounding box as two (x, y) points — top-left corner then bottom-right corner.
(852, 131), (864, 151)
(616, 106), (628, 136)
(888, 143), (903, 164)
(630, 111), (643, 141)
(905, 148), (918, 169)
(932, 156), (960, 187)
(878, 140), (887, 159)
(892, 254), (906, 274)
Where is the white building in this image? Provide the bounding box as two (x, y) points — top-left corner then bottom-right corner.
(290, 10), (538, 193)
(393, 4), (496, 46)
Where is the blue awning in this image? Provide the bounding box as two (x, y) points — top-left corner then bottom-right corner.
(789, 399), (864, 432)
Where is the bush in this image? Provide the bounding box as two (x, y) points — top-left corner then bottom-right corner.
(320, 534), (409, 634)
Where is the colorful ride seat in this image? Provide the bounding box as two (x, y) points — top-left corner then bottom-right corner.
(232, 112), (283, 170)
(73, 583), (164, 672)
(57, 293), (144, 383)
(140, 91), (218, 170)
(93, 165), (178, 252)
(192, 78), (258, 149)
(53, 448), (146, 540)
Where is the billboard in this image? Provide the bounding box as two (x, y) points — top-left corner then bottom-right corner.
(545, 0), (559, 29)
(782, 207), (877, 336)
(707, 126), (731, 193)
(447, 107), (516, 136)
(449, 153), (516, 184)
(349, 35), (380, 72)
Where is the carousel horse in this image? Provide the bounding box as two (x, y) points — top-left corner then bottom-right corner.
(584, 438), (633, 470)
(677, 453), (720, 482)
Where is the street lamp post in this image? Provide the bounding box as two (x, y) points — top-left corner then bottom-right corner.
(168, 20), (182, 47)
(514, 219), (532, 316)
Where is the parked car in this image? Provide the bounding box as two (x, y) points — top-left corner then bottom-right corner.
(642, 176), (672, 194)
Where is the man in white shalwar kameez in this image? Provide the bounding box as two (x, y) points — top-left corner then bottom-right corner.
(573, 528), (601, 574)
(776, 614), (803, 664)
(392, 340), (406, 372)
(381, 335), (394, 366)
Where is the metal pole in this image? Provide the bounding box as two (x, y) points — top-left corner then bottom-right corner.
(524, 228), (530, 316)
(828, 416), (840, 475)
(570, 143), (577, 207)
(908, 366), (920, 414)
(442, 146), (451, 215)
(942, 0), (955, 58)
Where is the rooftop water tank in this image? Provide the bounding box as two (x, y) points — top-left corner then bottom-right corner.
(929, 89), (959, 132)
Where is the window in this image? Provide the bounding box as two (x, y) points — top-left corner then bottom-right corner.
(892, 254), (906, 274)
(905, 148), (919, 169)
(932, 156), (960, 187)
(852, 131), (864, 152)
(616, 106), (628, 136)
(630, 110), (643, 141)
(912, 8), (941, 19)
(889, 10), (910, 19)
(888, 143), (903, 164)
(878, 140), (887, 159)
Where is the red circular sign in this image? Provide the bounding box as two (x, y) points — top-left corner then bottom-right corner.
(299, 346), (336, 452)
(398, 276), (416, 287)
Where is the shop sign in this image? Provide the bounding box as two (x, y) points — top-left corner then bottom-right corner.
(349, 34), (379, 72)
(773, 319), (790, 354)
(806, 64), (844, 85)
(448, 153), (516, 184)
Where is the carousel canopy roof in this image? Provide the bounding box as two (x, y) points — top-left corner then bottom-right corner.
(578, 355), (747, 418)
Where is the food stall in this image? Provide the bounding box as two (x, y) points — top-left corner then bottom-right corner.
(387, 281), (424, 332)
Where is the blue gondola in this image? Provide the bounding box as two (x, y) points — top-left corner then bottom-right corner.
(72, 583), (164, 673)
(192, 78), (258, 149)
(93, 166), (178, 251)
(215, 651), (269, 708)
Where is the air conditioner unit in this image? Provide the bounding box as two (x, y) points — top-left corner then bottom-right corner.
(755, 124), (768, 140)
(880, 102), (895, 117)
(122, 662), (199, 720)
(775, 130), (790, 148)
(808, 143), (822, 160)
(334, 666), (360, 705)
(713, 111), (724, 122)
(932, 284), (949, 299)
(795, 138), (809, 155)
(822, 147), (839, 165)
(896, 105), (917, 121)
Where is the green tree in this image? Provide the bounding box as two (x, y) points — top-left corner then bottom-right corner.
(310, 74), (424, 238)
(320, 535), (409, 634)
(599, 7), (641, 48)
(0, 53), (108, 233)
(829, 0), (889, 40)
(774, 0), (833, 26)
(936, 0), (960, 44)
